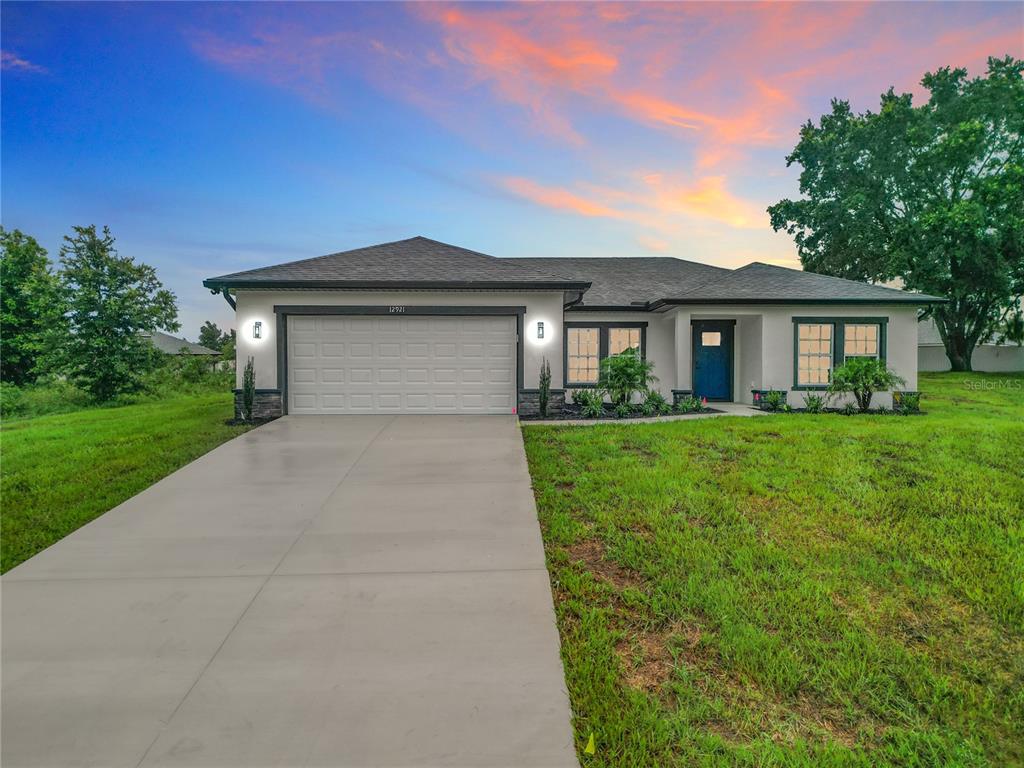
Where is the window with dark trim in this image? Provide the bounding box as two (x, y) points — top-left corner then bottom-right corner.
(792, 317), (888, 390)
(566, 327), (600, 385)
(564, 323), (647, 387)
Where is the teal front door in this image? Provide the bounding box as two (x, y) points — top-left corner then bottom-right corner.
(692, 321), (734, 401)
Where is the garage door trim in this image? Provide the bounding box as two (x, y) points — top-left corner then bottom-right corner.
(273, 305), (526, 415)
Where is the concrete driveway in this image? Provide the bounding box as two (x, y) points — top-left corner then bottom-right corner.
(2, 416), (577, 768)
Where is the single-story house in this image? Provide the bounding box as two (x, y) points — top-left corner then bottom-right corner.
(918, 317), (1023, 373)
(203, 236), (944, 418)
(142, 330), (219, 357)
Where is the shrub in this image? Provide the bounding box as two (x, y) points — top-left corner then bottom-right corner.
(675, 394), (703, 414)
(828, 357), (905, 412)
(242, 357), (256, 421)
(638, 399), (656, 417)
(896, 391), (922, 414)
(598, 348), (657, 407)
(841, 401), (857, 416)
(614, 401), (633, 419)
(764, 390), (785, 411)
(572, 388), (604, 419)
(644, 390), (672, 415)
(538, 358), (551, 418)
(802, 393), (825, 413)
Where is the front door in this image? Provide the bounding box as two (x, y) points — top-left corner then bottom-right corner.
(692, 320), (734, 401)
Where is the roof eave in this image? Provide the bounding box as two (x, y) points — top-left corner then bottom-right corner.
(647, 296), (947, 310)
(203, 278), (592, 292)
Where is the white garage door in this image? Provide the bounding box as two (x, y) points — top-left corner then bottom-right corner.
(287, 315), (517, 414)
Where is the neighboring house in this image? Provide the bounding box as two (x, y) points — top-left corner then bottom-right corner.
(142, 330), (219, 357)
(918, 318), (1024, 372)
(203, 236), (943, 418)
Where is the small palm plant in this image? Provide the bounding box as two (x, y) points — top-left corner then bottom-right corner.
(828, 357), (905, 412)
(598, 348), (657, 408)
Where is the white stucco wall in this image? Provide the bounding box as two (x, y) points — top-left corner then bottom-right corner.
(919, 344), (1024, 372)
(669, 305), (920, 406)
(233, 289), (566, 391)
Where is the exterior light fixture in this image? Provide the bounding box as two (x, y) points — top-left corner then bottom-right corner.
(537, 321), (545, 339)
(253, 320), (262, 339)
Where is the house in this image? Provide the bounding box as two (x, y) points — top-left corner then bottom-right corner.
(142, 330), (219, 357)
(203, 237), (943, 418)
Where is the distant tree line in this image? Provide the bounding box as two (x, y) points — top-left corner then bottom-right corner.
(1, 225), (230, 401)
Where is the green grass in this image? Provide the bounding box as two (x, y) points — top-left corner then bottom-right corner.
(1, 392), (253, 572)
(523, 372), (1024, 767)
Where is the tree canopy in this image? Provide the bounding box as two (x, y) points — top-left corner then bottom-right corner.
(769, 56), (1024, 370)
(0, 228), (64, 385)
(57, 225), (179, 400)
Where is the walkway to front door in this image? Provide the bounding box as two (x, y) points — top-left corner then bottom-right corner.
(2, 416), (578, 768)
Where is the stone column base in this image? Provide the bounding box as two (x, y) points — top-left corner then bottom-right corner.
(233, 389), (283, 420)
(518, 389), (566, 418)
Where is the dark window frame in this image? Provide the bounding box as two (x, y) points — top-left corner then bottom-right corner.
(563, 322), (648, 388)
(791, 316), (888, 390)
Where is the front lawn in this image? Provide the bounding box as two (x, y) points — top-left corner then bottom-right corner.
(1, 392), (253, 572)
(523, 372), (1023, 767)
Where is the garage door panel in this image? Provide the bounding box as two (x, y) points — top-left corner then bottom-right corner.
(288, 315), (517, 414)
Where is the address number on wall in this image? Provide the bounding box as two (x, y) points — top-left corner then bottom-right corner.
(388, 306), (406, 314)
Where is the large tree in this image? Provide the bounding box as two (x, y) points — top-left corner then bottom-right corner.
(0, 228), (64, 385)
(57, 226), (179, 400)
(769, 56), (1024, 371)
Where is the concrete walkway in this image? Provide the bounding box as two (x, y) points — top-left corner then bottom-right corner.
(2, 416), (577, 768)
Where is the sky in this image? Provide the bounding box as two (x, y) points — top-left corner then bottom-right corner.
(2, 2), (1021, 339)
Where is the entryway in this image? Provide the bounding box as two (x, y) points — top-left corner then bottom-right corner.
(692, 320), (735, 401)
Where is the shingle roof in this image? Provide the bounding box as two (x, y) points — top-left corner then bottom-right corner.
(203, 236), (588, 290)
(203, 237), (945, 306)
(511, 257), (730, 308)
(143, 331), (219, 355)
(655, 262), (945, 305)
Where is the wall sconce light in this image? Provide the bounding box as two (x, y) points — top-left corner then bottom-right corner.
(537, 321), (545, 339)
(253, 320), (262, 339)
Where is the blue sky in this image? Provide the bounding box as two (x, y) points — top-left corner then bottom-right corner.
(3, 1), (1021, 338)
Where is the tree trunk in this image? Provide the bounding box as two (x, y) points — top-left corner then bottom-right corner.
(944, 332), (974, 371)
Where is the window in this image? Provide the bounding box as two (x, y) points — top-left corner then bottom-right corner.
(701, 331), (722, 346)
(567, 327), (599, 384)
(609, 327), (641, 355)
(565, 324), (646, 386)
(797, 323), (833, 386)
(844, 324), (879, 358)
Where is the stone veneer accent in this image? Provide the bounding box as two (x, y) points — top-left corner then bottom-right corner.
(233, 389), (283, 420)
(518, 388), (566, 418)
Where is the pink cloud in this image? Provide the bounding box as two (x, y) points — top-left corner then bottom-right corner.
(2, 50), (47, 74)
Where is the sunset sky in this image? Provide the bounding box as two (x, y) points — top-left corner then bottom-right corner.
(2, 1), (1021, 336)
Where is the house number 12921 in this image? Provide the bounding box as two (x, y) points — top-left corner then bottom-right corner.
(389, 306), (405, 314)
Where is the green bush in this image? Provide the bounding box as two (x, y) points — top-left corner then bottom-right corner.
(828, 357), (906, 412)
(571, 388), (604, 419)
(538, 357), (551, 418)
(764, 390), (786, 411)
(613, 401), (633, 419)
(598, 348), (657, 407)
(675, 394), (704, 414)
(896, 391), (922, 414)
(644, 390), (672, 415)
(242, 357), (256, 421)
(802, 393), (826, 413)
(1, 378), (94, 419)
